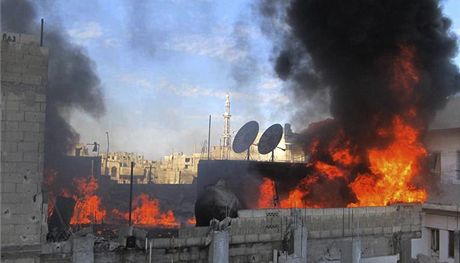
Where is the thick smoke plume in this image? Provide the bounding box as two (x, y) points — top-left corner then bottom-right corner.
(1, 0), (105, 167)
(262, 0), (460, 139)
(257, 0), (460, 206)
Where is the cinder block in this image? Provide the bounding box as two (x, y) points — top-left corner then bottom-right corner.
(23, 152), (39, 162)
(22, 75), (42, 85)
(35, 94), (46, 102)
(15, 182), (38, 193)
(23, 131), (40, 142)
(16, 162), (39, 174)
(14, 224), (41, 236)
(24, 112), (45, 122)
(24, 55), (46, 66)
(0, 224), (16, 237)
(1, 193), (22, 203)
(3, 131), (24, 142)
(2, 141), (18, 152)
(4, 121), (19, 131)
(2, 72), (22, 82)
(20, 103), (40, 112)
(24, 65), (46, 75)
(6, 62), (24, 74)
(4, 152), (23, 162)
(6, 111), (24, 121)
(1, 182), (16, 192)
(5, 101), (20, 111)
(2, 173), (26, 183)
(18, 142), (39, 152)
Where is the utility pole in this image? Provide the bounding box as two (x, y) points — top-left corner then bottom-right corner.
(208, 115), (211, 160)
(128, 162), (134, 225)
(222, 94), (231, 159)
(105, 131), (109, 177)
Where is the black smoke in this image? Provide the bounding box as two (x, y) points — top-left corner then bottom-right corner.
(261, 0), (460, 145)
(1, 0), (105, 167)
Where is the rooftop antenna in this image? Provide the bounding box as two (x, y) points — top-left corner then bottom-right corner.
(232, 121), (259, 160)
(40, 18), (44, 47)
(207, 115), (211, 160)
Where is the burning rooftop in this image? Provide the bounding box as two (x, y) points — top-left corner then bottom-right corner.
(2, 0), (460, 262)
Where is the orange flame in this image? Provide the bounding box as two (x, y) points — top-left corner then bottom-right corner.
(113, 193), (178, 228)
(257, 178), (276, 208)
(314, 161), (345, 180)
(186, 216), (196, 225)
(70, 176), (106, 224)
(257, 44), (428, 209)
(349, 117), (427, 206)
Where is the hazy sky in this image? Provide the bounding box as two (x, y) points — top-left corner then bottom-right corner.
(35, 0), (460, 159)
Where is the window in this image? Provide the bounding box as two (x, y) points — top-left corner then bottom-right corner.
(428, 152), (441, 177)
(431, 229), (439, 254)
(111, 167), (117, 178)
(448, 231), (455, 258)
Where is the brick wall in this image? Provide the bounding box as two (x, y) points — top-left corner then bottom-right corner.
(1, 32), (48, 248)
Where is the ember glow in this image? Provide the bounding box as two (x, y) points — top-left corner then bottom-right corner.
(187, 216), (197, 226)
(258, 45), (428, 209)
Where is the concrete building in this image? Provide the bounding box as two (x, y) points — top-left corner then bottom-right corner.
(426, 95), (460, 185)
(1, 32), (49, 257)
(101, 152), (156, 184)
(411, 95), (460, 263)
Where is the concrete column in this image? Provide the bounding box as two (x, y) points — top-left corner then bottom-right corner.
(454, 231), (460, 263)
(208, 230), (229, 263)
(352, 239), (361, 263)
(399, 238), (412, 263)
(293, 225), (308, 261)
(72, 235), (95, 263)
(342, 239), (361, 263)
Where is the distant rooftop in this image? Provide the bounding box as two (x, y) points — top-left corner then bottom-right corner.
(1, 32), (39, 45)
(429, 94), (460, 130)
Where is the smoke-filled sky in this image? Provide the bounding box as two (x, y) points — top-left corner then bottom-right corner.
(6, 0), (460, 159)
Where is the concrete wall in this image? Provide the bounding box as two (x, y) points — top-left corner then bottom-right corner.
(152, 205), (422, 262)
(1, 32), (48, 251)
(425, 129), (460, 184)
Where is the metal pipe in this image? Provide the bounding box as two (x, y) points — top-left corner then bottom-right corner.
(207, 115), (211, 160)
(40, 18), (44, 46)
(128, 162), (134, 225)
(149, 240), (152, 263)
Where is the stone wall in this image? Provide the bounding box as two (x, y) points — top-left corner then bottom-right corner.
(1, 32), (48, 251)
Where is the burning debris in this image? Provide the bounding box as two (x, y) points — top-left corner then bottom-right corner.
(112, 193), (178, 228)
(47, 174), (183, 229)
(256, 0), (460, 208)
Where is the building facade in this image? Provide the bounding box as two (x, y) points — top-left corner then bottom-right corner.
(411, 96), (460, 262)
